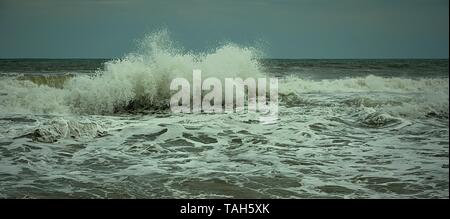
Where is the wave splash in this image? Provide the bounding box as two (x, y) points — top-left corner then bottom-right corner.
(0, 30), (263, 114)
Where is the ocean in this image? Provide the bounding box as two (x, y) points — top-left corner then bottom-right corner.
(0, 38), (448, 198)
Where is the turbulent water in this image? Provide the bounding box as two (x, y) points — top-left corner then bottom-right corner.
(0, 32), (448, 198)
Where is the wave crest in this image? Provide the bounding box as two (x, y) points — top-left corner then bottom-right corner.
(0, 30), (263, 114)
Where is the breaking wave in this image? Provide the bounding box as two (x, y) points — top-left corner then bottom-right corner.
(0, 30), (263, 114)
(0, 30), (448, 119)
(279, 75), (449, 119)
(279, 75), (448, 93)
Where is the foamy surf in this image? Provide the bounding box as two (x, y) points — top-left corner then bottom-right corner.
(0, 30), (448, 198)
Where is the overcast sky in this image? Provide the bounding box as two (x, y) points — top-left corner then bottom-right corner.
(0, 0), (448, 58)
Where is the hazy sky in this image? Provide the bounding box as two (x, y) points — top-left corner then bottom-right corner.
(0, 0), (448, 58)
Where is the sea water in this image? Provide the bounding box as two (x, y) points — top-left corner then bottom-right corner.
(0, 32), (448, 198)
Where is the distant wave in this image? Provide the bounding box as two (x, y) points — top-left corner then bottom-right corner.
(278, 75), (449, 118)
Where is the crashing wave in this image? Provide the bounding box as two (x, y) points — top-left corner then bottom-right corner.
(0, 30), (263, 114)
(0, 30), (448, 118)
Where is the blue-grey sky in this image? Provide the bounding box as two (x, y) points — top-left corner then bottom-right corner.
(0, 0), (448, 58)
